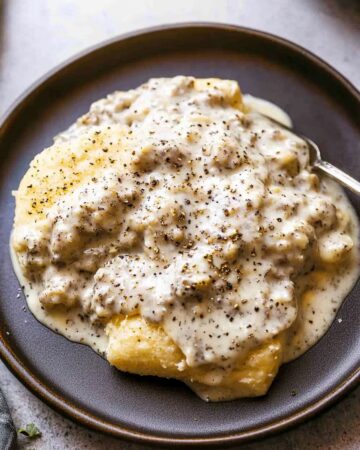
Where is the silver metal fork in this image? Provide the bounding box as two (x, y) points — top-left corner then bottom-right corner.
(259, 114), (360, 196)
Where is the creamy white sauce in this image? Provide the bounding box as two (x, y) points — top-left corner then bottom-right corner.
(243, 94), (293, 128)
(283, 179), (359, 361)
(11, 77), (359, 384)
(10, 243), (108, 354)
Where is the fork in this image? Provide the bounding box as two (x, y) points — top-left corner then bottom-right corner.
(259, 114), (360, 196)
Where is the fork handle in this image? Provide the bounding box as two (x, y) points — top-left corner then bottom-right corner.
(314, 160), (360, 196)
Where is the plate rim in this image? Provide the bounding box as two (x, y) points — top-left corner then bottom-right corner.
(0, 22), (359, 447)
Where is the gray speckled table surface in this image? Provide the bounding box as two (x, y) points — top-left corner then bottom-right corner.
(0, 0), (359, 449)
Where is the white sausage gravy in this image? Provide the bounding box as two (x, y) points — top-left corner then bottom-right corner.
(11, 77), (359, 381)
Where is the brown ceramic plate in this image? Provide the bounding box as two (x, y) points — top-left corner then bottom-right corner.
(0, 23), (359, 447)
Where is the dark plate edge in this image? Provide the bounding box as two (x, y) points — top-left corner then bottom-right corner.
(0, 22), (359, 447)
(1, 22), (360, 132)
